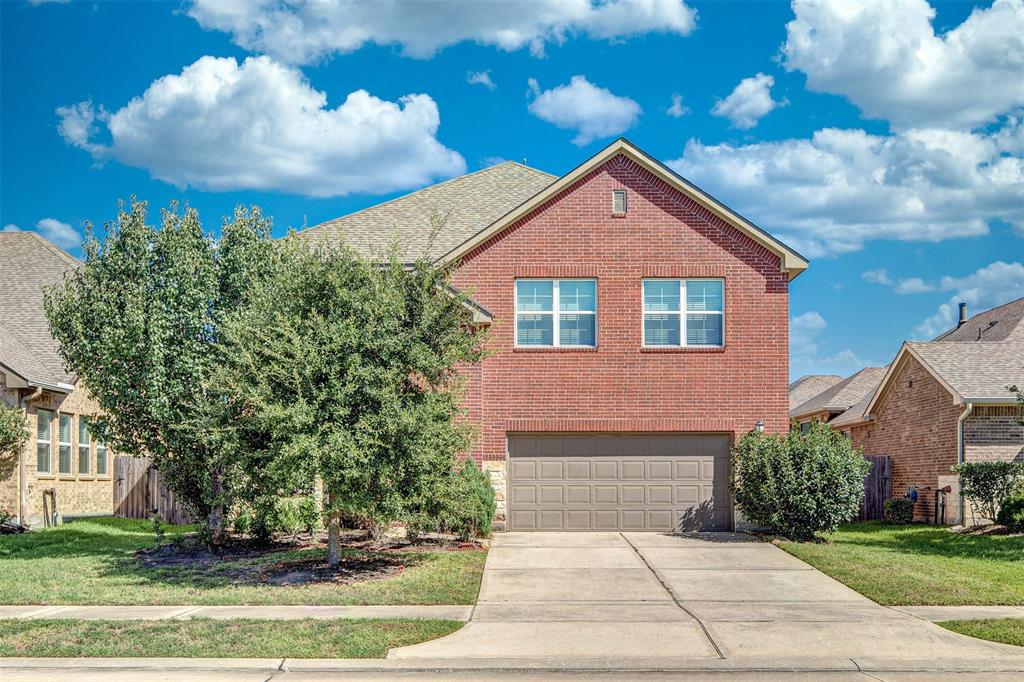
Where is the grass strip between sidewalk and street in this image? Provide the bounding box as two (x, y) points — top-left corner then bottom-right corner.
(779, 522), (1024, 606)
(939, 619), (1024, 648)
(0, 618), (462, 658)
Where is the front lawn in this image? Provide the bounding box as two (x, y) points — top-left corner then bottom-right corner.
(779, 522), (1024, 605)
(0, 518), (486, 606)
(939, 619), (1024, 648)
(0, 618), (461, 658)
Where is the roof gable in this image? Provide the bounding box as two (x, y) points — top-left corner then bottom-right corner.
(0, 232), (80, 389)
(790, 366), (887, 419)
(440, 138), (809, 280)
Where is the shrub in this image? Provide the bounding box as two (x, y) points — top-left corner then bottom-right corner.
(996, 491), (1024, 531)
(951, 461), (1024, 523)
(883, 497), (915, 524)
(297, 495), (322, 536)
(0, 402), (28, 481)
(448, 457), (496, 541)
(731, 421), (870, 541)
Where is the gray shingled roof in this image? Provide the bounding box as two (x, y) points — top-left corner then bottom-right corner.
(830, 387), (877, 428)
(790, 366), (889, 420)
(297, 161), (556, 259)
(789, 375), (843, 411)
(0, 232), (79, 388)
(933, 298), (1024, 343)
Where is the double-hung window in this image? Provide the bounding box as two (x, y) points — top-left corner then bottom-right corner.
(58, 413), (73, 475)
(516, 279), (597, 347)
(36, 409), (52, 474)
(78, 417), (91, 475)
(96, 438), (108, 476)
(643, 279), (724, 348)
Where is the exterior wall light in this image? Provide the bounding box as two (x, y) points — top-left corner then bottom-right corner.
(755, 420), (765, 433)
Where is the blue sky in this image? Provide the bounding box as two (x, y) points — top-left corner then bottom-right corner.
(2, 0), (1022, 380)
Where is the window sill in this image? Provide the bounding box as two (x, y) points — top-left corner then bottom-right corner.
(513, 346), (599, 353)
(36, 473), (55, 480)
(640, 346), (726, 353)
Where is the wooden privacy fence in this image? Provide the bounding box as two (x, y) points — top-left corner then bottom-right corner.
(859, 455), (892, 521)
(113, 456), (191, 525)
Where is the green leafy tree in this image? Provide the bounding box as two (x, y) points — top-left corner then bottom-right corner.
(0, 401), (28, 485)
(951, 461), (1024, 523)
(1008, 385), (1024, 426)
(731, 421), (870, 540)
(215, 240), (484, 563)
(45, 200), (276, 537)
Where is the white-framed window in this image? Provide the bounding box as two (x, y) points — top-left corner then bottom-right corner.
(78, 417), (91, 475)
(36, 409), (52, 474)
(95, 438), (108, 476)
(515, 279), (597, 347)
(642, 279), (724, 348)
(58, 413), (73, 474)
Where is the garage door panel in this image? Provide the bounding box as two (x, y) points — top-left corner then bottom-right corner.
(508, 433), (731, 532)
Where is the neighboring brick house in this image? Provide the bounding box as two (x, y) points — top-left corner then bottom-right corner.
(301, 138), (808, 531)
(0, 232), (113, 527)
(789, 367), (887, 432)
(833, 299), (1024, 523)
(788, 374), (841, 412)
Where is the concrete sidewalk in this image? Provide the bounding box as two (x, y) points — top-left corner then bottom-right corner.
(0, 604), (472, 621)
(4, 656), (1024, 680)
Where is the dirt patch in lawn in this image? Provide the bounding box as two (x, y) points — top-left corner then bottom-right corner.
(951, 524), (1024, 538)
(134, 530), (480, 587)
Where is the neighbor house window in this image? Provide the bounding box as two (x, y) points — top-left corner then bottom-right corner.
(96, 438), (108, 476)
(58, 413), (73, 475)
(78, 417), (91, 475)
(515, 279), (597, 347)
(643, 279), (724, 347)
(36, 409), (52, 474)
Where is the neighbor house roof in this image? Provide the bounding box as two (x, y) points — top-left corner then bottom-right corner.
(864, 297), (1024, 416)
(788, 375), (843, 411)
(298, 161), (556, 259)
(300, 138), (810, 280)
(0, 231), (79, 391)
(789, 366), (888, 421)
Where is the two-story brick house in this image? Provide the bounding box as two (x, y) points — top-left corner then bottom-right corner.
(1, 232), (114, 527)
(301, 139), (808, 531)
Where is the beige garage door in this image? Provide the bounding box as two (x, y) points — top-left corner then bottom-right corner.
(507, 433), (731, 531)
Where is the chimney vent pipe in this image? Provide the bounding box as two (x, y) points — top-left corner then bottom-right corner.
(957, 302), (967, 327)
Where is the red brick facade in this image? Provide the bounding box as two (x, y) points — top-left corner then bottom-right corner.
(849, 356), (963, 521)
(450, 154), (791, 465)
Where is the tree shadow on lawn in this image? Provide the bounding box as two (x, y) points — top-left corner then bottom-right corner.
(820, 522), (1024, 563)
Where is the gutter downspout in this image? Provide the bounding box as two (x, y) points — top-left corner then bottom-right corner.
(956, 401), (973, 525)
(18, 386), (43, 525)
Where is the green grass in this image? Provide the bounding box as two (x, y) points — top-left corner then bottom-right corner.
(779, 522), (1024, 605)
(939, 619), (1024, 647)
(0, 618), (462, 658)
(0, 518), (486, 606)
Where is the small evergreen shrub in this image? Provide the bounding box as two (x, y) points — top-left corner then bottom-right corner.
(450, 456), (496, 540)
(731, 421), (870, 540)
(996, 491), (1024, 531)
(951, 461), (1024, 523)
(883, 497), (915, 524)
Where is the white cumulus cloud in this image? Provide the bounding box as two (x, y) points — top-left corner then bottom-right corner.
(467, 70), (496, 90)
(56, 55), (465, 197)
(791, 311), (875, 377)
(187, 0), (697, 64)
(711, 73), (784, 130)
(527, 75), (641, 146)
(899, 261), (1024, 338)
(782, 0), (1024, 130)
(666, 93), (689, 118)
(668, 121), (1024, 257)
(36, 218), (81, 250)
(2, 224), (19, 232)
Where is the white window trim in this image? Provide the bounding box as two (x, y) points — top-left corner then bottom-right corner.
(96, 439), (109, 477)
(515, 278), (598, 348)
(58, 413), (73, 475)
(642, 278), (725, 349)
(36, 409), (52, 474)
(78, 417), (91, 476)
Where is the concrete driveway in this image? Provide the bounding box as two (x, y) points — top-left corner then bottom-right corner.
(390, 531), (1024, 669)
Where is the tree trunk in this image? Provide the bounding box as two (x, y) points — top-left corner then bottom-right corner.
(326, 489), (342, 566)
(206, 466), (224, 544)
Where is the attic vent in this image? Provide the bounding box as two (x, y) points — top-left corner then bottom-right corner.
(612, 189), (627, 215)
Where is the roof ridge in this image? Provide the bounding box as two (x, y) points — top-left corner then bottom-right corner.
(301, 161), (554, 236)
(13, 231), (82, 268)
